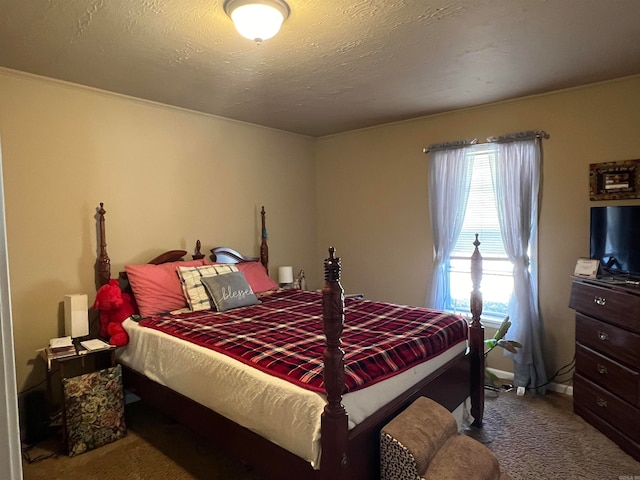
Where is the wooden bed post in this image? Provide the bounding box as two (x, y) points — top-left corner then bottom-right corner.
(95, 202), (111, 289)
(469, 234), (485, 427)
(320, 247), (349, 480)
(192, 239), (205, 260)
(260, 206), (269, 273)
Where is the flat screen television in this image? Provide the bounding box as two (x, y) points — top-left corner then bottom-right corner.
(590, 205), (640, 278)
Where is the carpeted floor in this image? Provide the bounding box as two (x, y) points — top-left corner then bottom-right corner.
(465, 389), (640, 479)
(22, 389), (640, 480)
(21, 401), (266, 480)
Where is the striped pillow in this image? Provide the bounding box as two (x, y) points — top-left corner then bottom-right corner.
(177, 264), (238, 311)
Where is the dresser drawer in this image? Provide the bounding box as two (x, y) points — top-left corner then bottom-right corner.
(575, 343), (640, 406)
(569, 281), (640, 331)
(574, 374), (640, 443)
(576, 313), (640, 367)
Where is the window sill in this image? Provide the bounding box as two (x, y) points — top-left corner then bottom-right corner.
(447, 310), (505, 329)
(477, 314), (505, 330)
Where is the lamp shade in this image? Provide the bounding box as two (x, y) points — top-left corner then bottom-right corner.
(224, 0), (290, 43)
(278, 266), (294, 284)
(64, 294), (89, 338)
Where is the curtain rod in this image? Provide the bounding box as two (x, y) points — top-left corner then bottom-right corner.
(423, 138), (477, 154)
(423, 130), (549, 153)
(487, 130), (550, 143)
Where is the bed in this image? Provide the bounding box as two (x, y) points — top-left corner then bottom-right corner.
(93, 203), (485, 480)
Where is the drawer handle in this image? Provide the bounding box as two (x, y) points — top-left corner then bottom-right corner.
(597, 363), (608, 374)
(596, 397), (608, 408)
(598, 331), (609, 341)
(593, 296), (606, 306)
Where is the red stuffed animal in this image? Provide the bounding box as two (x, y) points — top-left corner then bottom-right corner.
(93, 279), (137, 347)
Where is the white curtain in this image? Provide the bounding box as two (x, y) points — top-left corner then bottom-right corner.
(426, 147), (472, 309)
(491, 137), (548, 393)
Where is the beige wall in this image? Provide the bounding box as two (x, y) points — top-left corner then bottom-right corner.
(2, 66), (640, 393)
(0, 69), (318, 391)
(315, 75), (640, 381)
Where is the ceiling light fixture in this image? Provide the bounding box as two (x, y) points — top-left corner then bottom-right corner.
(224, 0), (290, 44)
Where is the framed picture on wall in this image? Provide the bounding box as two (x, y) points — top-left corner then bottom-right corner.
(589, 159), (640, 201)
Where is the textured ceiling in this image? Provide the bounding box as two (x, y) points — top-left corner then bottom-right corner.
(1, 0), (640, 137)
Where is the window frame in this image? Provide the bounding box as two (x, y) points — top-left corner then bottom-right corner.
(444, 144), (513, 328)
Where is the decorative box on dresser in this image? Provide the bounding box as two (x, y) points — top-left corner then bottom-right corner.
(569, 277), (640, 461)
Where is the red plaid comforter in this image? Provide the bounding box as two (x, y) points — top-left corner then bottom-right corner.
(139, 290), (468, 393)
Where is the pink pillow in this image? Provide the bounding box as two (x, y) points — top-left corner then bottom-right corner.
(125, 259), (207, 317)
(237, 262), (279, 293)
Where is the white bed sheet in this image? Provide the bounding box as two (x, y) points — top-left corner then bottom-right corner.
(118, 317), (468, 469)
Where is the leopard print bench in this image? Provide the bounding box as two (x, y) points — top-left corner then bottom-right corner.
(381, 396), (512, 480)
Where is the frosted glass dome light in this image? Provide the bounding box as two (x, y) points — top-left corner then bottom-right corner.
(224, 0), (290, 43)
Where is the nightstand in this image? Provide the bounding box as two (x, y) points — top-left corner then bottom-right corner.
(39, 343), (119, 453)
(40, 343), (116, 407)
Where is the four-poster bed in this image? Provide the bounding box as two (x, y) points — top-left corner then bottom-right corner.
(94, 203), (485, 480)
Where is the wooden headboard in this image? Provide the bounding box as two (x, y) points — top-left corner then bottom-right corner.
(94, 203), (270, 288)
(210, 247), (259, 264)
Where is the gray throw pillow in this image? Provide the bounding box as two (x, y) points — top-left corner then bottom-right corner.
(201, 271), (260, 312)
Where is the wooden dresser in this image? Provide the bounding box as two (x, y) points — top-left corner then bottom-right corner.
(569, 277), (640, 461)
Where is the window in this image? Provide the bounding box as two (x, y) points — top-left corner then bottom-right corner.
(428, 131), (545, 389)
(446, 145), (513, 323)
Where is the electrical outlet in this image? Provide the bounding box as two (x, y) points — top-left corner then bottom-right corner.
(516, 386), (526, 396)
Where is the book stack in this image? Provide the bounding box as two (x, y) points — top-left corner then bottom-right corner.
(45, 336), (77, 360)
(79, 338), (112, 353)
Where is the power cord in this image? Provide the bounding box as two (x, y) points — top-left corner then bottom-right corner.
(526, 357), (575, 392)
(17, 367), (59, 397)
(485, 357), (576, 394)
(22, 445), (62, 464)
